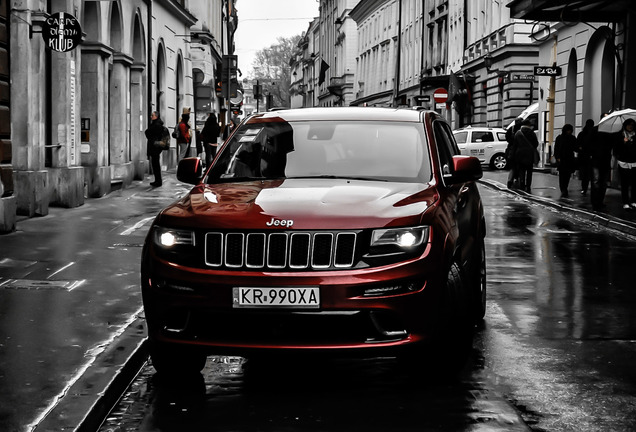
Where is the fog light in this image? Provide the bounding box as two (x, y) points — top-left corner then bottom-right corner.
(363, 281), (420, 297)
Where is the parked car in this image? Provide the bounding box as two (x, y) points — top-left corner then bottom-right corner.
(141, 107), (487, 375)
(453, 126), (509, 170)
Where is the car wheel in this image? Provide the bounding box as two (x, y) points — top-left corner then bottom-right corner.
(438, 262), (474, 374)
(149, 341), (207, 375)
(471, 240), (487, 323)
(402, 263), (473, 378)
(490, 153), (507, 170)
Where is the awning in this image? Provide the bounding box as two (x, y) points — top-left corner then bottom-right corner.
(507, 0), (635, 22)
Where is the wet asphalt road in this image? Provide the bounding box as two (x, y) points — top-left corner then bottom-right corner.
(97, 180), (636, 432)
(1, 170), (636, 431)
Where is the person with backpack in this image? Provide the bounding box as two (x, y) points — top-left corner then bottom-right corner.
(176, 112), (192, 161)
(145, 111), (165, 187)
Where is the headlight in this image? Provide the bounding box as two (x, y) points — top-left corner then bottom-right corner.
(369, 226), (429, 256)
(153, 226), (195, 248)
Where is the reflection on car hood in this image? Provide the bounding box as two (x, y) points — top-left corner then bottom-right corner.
(159, 178), (438, 230)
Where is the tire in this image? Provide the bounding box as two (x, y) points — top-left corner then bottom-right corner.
(401, 263), (473, 378)
(436, 262), (474, 374)
(490, 153), (508, 170)
(470, 240), (487, 323)
(149, 341), (207, 375)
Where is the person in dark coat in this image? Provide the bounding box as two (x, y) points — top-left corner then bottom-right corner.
(505, 118), (523, 188)
(614, 118), (636, 209)
(576, 119), (595, 195)
(200, 112), (221, 168)
(591, 113), (613, 210)
(554, 124), (578, 197)
(144, 111), (164, 187)
(510, 119), (539, 192)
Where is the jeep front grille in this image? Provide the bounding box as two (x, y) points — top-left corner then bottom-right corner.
(204, 231), (358, 270)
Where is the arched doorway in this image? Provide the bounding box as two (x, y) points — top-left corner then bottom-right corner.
(80, 1), (111, 197)
(583, 27), (616, 123)
(131, 11), (146, 180)
(175, 52), (185, 123)
(156, 42), (167, 120)
(565, 49), (577, 127)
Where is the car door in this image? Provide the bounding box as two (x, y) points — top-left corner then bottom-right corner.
(469, 130), (494, 164)
(434, 121), (479, 268)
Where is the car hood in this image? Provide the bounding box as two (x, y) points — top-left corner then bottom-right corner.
(158, 178), (438, 230)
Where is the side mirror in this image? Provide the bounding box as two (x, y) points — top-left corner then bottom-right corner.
(176, 157), (203, 185)
(449, 155), (482, 184)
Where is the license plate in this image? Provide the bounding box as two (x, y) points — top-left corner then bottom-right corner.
(233, 287), (320, 309)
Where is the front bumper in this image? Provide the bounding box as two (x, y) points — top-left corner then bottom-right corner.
(141, 245), (447, 357)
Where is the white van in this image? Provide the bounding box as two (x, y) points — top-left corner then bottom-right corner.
(453, 126), (509, 170)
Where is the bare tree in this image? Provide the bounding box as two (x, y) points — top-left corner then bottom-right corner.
(251, 35), (301, 108)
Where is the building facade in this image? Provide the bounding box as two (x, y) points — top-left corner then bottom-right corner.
(349, 0), (398, 107)
(317, 0), (360, 107)
(508, 1), (636, 161)
(1, 0), (232, 233)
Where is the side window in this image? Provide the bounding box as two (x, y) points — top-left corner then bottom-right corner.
(433, 120), (459, 177)
(496, 132), (507, 141)
(453, 131), (468, 144)
(472, 131), (494, 142)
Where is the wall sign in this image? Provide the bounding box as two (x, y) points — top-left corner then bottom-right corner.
(42, 12), (83, 52)
(533, 66), (562, 76)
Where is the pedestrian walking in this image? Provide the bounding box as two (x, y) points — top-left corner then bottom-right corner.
(144, 111), (165, 187)
(614, 118), (636, 209)
(510, 119), (539, 192)
(200, 112), (221, 168)
(554, 124), (578, 197)
(505, 118), (523, 189)
(576, 119), (595, 195)
(591, 113), (613, 210)
(176, 111), (192, 161)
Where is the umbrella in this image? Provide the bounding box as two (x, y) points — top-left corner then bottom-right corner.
(597, 108), (636, 133)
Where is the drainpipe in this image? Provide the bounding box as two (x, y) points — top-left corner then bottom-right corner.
(145, 0), (152, 117)
(392, 0), (402, 107)
(546, 35), (558, 164)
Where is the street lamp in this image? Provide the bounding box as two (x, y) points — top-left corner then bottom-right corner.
(484, 53), (508, 77)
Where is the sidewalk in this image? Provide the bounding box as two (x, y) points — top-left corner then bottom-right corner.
(0, 171), (190, 432)
(480, 168), (636, 237)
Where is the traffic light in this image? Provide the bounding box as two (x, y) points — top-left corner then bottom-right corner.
(215, 68), (223, 96)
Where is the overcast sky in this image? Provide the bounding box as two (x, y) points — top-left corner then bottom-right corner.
(234, 0), (319, 78)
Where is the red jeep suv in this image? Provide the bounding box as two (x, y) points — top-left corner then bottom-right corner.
(141, 107), (486, 374)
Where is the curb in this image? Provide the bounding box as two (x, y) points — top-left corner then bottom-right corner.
(32, 317), (149, 432)
(479, 178), (636, 237)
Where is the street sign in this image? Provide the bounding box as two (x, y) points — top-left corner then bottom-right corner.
(414, 95), (430, 103)
(433, 88), (448, 103)
(42, 12), (82, 52)
(534, 66), (562, 76)
(511, 74), (535, 82)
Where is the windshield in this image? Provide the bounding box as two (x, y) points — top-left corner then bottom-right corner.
(206, 120), (432, 184)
